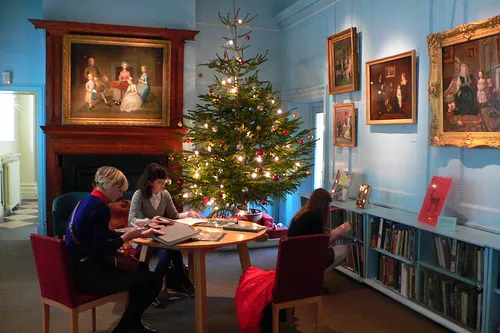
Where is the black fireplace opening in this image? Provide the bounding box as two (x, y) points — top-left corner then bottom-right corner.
(62, 155), (169, 194)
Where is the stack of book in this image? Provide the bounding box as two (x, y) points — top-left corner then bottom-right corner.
(371, 217), (416, 261)
(432, 235), (483, 282)
(337, 239), (364, 277)
(422, 269), (482, 331)
(378, 255), (416, 299)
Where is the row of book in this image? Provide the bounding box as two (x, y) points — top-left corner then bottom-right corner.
(432, 235), (483, 282)
(338, 239), (365, 277)
(378, 255), (417, 299)
(330, 208), (364, 240)
(371, 217), (416, 261)
(422, 269), (482, 331)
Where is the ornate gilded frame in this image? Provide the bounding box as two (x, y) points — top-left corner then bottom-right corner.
(427, 15), (500, 148)
(62, 34), (171, 126)
(333, 103), (356, 147)
(327, 27), (359, 95)
(365, 50), (417, 125)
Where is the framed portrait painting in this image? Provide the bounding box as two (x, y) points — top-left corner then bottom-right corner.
(327, 27), (359, 95)
(333, 103), (356, 147)
(428, 15), (500, 148)
(366, 50), (417, 125)
(62, 34), (171, 126)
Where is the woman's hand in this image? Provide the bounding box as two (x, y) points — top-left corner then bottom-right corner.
(140, 228), (165, 239)
(187, 210), (201, 218)
(121, 227), (144, 242)
(151, 216), (166, 224)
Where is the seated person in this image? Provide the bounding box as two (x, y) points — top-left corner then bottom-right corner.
(288, 188), (351, 274)
(129, 163), (200, 307)
(66, 166), (163, 333)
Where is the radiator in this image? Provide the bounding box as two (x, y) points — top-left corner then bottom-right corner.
(4, 158), (21, 213)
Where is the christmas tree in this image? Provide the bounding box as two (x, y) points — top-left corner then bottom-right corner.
(166, 3), (315, 217)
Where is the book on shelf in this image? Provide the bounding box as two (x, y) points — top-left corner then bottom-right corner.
(417, 176), (453, 226)
(356, 184), (371, 208)
(422, 269), (483, 331)
(341, 240), (364, 277)
(378, 255), (416, 299)
(153, 223), (200, 246)
(331, 170), (353, 201)
(372, 218), (415, 261)
(432, 235), (483, 282)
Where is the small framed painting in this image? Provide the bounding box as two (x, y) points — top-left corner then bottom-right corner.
(366, 50), (417, 125)
(327, 27), (359, 95)
(333, 103), (356, 147)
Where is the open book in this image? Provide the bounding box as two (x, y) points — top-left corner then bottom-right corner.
(159, 217), (210, 227)
(153, 223), (200, 246)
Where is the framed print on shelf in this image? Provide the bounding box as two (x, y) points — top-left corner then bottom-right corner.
(327, 27), (359, 95)
(333, 103), (356, 147)
(427, 15), (500, 148)
(366, 50), (417, 125)
(62, 34), (171, 126)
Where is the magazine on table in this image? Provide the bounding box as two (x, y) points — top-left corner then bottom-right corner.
(153, 223), (200, 246)
(191, 229), (227, 242)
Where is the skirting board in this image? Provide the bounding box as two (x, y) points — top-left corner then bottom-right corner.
(21, 183), (38, 200)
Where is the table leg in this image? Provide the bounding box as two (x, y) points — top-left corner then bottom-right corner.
(237, 242), (251, 272)
(188, 251), (194, 283)
(139, 245), (151, 262)
(193, 249), (208, 333)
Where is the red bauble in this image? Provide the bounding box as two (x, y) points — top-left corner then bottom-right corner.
(220, 141), (227, 148)
(273, 175), (279, 181)
(212, 154), (219, 159)
(209, 88), (214, 94)
(168, 155), (174, 161)
(202, 197), (209, 204)
(177, 179), (184, 186)
(299, 139), (304, 144)
(214, 99), (220, 105)
(261, 199), (267, 205)
(283, 129), (289, 135)
(240, 61), (246, 65)
(218, 193), (224, 198)
(257, 166), (263, 172)
(256, 148), (265, 156)
(246, 35), (251, 41)
(186, 137), (193, 143)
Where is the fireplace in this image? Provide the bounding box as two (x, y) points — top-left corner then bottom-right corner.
(62, 154), (169, 193)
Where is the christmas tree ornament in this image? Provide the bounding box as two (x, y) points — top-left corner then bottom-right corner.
(307, 134), (313, 140)
(166, 178), (172, 185)
(168, 155), (175, 161)
(273, 175), (279, 181)
(220, 141), (227, 148)
(212, 126), (218, 132)
(257, 166), (263, 172)
(256, 148), (265, 156)
(293, 112), (298, 118)
(241, 187), (249, 193)
(246, 35), (250, 40)
(256, 125), (262, 131)
(177, 121), (183, 127)
(186, 137), (193, 143)
(283, 129), (289, 135)
(299, 139), (304, 144)
(214, 99), (220, 105)
(203, 197), (209, 204)
(209, 88), (214, 94)
(261, 199), (266, 205)
(271, 125), (277, 132)
(212, 154), (219, 159)
(177, 179), (185, 186)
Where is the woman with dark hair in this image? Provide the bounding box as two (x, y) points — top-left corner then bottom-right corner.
(128, 163), (200, 307)
(66, 166), (163, 333)
(288, 188), (351, 273)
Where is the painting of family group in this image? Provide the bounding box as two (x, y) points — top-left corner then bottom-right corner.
(441, 33), (500, 132)
(367, 50), (416, 124)
(64, 35), (170, 125)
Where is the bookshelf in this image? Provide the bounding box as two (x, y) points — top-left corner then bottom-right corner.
(299, 194), (500, 333)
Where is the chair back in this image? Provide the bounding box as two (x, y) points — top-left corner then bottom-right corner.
(30, 233), (78, 308)
(273, 234), (329, 303)
(52, 192), (89, 238)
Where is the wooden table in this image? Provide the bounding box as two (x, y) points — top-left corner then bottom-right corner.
(132, 221), (266, 333)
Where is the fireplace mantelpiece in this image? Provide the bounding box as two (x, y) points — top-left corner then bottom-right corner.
(32, 19), (198, 235)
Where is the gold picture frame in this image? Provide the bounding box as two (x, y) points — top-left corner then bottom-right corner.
(333, 103), (356, 147)
(428, 15), (500, 148)
(62, 34), (171, 126)
(366, 50), (417, 125)
(327, 27), (359, 95)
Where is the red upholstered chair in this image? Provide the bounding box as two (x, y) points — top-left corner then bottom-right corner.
(272, 234), (329, 333)
(30, 234), (127, 333)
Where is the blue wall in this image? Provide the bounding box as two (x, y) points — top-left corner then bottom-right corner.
(279, 0), (500, 232)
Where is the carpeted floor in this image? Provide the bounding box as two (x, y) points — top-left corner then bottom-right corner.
(0, 240), (451, 333)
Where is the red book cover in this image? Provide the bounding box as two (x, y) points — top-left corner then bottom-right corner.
(418, 176), (453, 226)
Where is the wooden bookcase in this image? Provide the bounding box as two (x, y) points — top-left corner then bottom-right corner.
(299, 194), (500, 333)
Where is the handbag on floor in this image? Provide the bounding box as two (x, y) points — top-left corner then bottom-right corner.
(69, 201), (141, 272)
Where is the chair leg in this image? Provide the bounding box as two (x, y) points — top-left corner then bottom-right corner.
(42, 301), (50, 333)
(286, 307), (293, 325)
(315, 298), (322, 333)
(91, 307), (96, 332)
(272, 304), (280, 333)
(70, 309), (78, 333)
